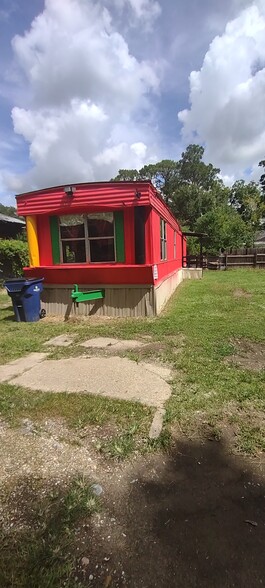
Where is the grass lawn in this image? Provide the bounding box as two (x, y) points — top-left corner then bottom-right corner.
(1, 269), (265, 587)
(1, 268), (265, 455)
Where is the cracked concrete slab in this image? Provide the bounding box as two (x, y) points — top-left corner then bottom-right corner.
(81, 337), (145, 351)
(0, 353), (48, 383)
(44, 335), (75, 347)
(141, 362), (172, 380)
(10, 356), (172, 408)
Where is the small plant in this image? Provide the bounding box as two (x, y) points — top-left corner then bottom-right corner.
(0, 239), (29, 277)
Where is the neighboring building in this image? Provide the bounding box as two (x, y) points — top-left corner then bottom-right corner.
(0, 213), (25, 239)
(16, 181), (201, 317)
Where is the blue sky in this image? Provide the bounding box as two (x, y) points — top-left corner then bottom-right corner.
(0, 0), (265, 204)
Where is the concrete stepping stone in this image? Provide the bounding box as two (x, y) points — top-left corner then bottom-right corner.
(81, 337), (144, 351)
(44, 334), (75, 347)
(0, 353), (48, 383)
(149, 408), (166, 439)
(10, 356), (172, 408)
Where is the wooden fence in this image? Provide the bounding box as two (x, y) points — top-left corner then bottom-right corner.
(184, 247), (265, 269)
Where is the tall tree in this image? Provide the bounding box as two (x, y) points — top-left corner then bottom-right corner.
(258, 159), (265, 195)
(138, 160), (179, 204)
(112, 145), (226, 228)
(112, 160), (179, 204)
(229, 180), (265, 233)
(112, 169), (140, 182)
(171, 145), (226, 228)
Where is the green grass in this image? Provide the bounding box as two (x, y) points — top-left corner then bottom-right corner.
(0, 476), (100, 588)
(0, 382), (152, 432)
(1, 269), (265, 455)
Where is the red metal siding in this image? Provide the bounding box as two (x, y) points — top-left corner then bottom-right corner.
(24, 264), (154, 285)
(151, 209), (183, 284)
(149, 186), (182, 233)
(37, 215), (53, 266)
(17, 182), (151, 216)
(18, 181), (185, 286)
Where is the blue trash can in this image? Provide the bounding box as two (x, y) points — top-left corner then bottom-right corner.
(4, 277), (44, 322)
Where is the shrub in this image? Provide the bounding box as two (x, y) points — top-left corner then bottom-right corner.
(0, 240), (29, 278)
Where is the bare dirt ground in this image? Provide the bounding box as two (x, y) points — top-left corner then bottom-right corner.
(225, 338), (265, 371)
(1, 419), (265, 587)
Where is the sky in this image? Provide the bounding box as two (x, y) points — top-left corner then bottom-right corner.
(0, 0), (265, 204)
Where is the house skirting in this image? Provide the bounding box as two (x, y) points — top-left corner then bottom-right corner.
(40, 268), (202, 319)
(154, 267), (202, 314)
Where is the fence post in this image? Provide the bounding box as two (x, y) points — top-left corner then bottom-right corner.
(254, 249), (257, 268)
(225, 254), (228, 270)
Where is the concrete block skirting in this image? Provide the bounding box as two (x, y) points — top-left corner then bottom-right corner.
(40, 268), (202, 319)
(154, 267), (202, 314)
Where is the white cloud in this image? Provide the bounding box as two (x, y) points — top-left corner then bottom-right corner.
(126, 0), (161, 21)
(178, 3), (265, 180)
(108, 0), (161, 27)
(6, 0), (161, 193)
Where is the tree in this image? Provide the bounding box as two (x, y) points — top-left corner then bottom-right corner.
(138, 160), (179, 204)
(112, 160), (179, 204)
(258, 159), (265, 195)
(112, 145), (227, 228)
(0, 203), (18, 218)
(111, 169), (140, 182)
(170, 145), (226, 228)
(195, 206), (253, 254)
(229, 180), (264, 233)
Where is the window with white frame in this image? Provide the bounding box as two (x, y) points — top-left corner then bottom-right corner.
(174, 231), (177, 258)
(160, 218), (167, 260)
(59, 213), (115, 263)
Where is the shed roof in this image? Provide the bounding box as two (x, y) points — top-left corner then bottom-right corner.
(0, 213), (25, 225)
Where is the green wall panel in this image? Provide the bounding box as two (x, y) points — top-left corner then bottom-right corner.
(49, 216), (60, 264)
(114, 211), (125, 263)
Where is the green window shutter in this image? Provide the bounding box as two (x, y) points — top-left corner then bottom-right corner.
(49, 216), (60, 264)
(114, 211), (125, 262)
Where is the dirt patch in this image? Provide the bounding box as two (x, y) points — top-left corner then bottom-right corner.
(225, 338), (265, 371)
(2, 427), (265, 587)
(233, 288), (252, 299)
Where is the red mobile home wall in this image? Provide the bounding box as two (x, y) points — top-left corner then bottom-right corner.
(37, 215), (53, 266)
(150, 209), (183, 284)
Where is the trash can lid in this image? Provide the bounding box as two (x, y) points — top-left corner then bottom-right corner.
(4, 277), (44, 284)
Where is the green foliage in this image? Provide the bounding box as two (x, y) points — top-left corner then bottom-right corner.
(0, 239), (29, 277)
(195, 206), (253, 253)
(112, 169), (140, 181)
(258, 158), (265, 195)
(113, 144), (265, 251)
(0, 203), (18, 218)
(229, 180), (264, 231)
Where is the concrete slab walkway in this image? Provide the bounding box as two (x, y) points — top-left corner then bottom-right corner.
(0, 353), (48, 383)
(10, 356), (172, 408)
(80, 337), (145, 351)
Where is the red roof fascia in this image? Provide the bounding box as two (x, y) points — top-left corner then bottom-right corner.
(16, 181), (151, 216)
(16, 180), (183, 234)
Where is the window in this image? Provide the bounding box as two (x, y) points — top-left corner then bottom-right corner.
(174, 231), (177, 259)
(160, 218), (167, 260)
(60, 215), (86, 263)
(59, 213), (115, 263)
